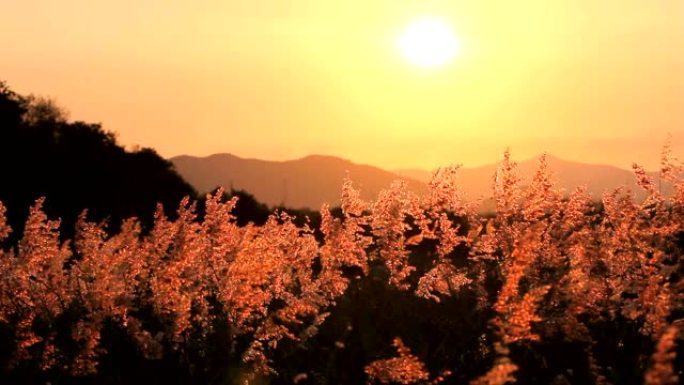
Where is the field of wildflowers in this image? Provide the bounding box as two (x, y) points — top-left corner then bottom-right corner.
(0, 149), (682, 384)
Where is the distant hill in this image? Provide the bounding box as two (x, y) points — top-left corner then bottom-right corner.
(171, 154), (427, 209)
(173, 153), (668, 211)
(393, 169), (434, 184)
(395, 154), (666, 201)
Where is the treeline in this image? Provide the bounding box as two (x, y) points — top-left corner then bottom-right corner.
(0, 81), (325, 240)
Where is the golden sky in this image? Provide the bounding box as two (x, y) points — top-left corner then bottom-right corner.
(2, 1), (683, 170)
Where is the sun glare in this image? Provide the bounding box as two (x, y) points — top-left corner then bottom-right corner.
(398, 18), (460, 69)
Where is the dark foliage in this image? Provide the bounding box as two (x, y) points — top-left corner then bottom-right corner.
(0, 81), (197, 238)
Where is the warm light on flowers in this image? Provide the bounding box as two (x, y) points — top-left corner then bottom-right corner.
(0, 147), (683, 382)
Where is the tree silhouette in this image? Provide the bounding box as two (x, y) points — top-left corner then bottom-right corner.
(0, 81), (197, 238)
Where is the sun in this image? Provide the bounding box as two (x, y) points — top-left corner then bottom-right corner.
(397, 18), (460, 69)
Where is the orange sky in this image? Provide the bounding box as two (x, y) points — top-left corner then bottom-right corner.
(2, 1), (683, 170)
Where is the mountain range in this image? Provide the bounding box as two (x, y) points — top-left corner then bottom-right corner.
(171, 154), (427, 209)
(171, 153), (666, 210)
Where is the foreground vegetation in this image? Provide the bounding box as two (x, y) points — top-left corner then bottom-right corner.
(1, 150), (683, 384)
(0, 81), (682, 384)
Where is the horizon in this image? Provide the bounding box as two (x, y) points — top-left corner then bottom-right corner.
(174, 150), (668, 174)
(2, 1), (683, 171)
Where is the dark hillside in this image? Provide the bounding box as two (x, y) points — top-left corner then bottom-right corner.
(0, 82), (197, 237)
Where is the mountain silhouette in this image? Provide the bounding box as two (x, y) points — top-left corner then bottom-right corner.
(174, 153), (667, 211)
(395, 154), (670, 202)
(171, 153), (427, 209)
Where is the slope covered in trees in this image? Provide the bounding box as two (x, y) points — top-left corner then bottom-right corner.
(0, 81), (330, 238)
(0, 81), (197, 237)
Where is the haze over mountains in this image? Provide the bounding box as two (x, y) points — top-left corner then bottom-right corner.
(171, 154), (427, 209)
(171, 153), (665, 210)
(394, 154), (665, 199)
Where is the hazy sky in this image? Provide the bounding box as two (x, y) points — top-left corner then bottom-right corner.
(2, 1), (683, 170)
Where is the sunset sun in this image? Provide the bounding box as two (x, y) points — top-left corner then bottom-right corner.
(397, 17), (460, 68)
